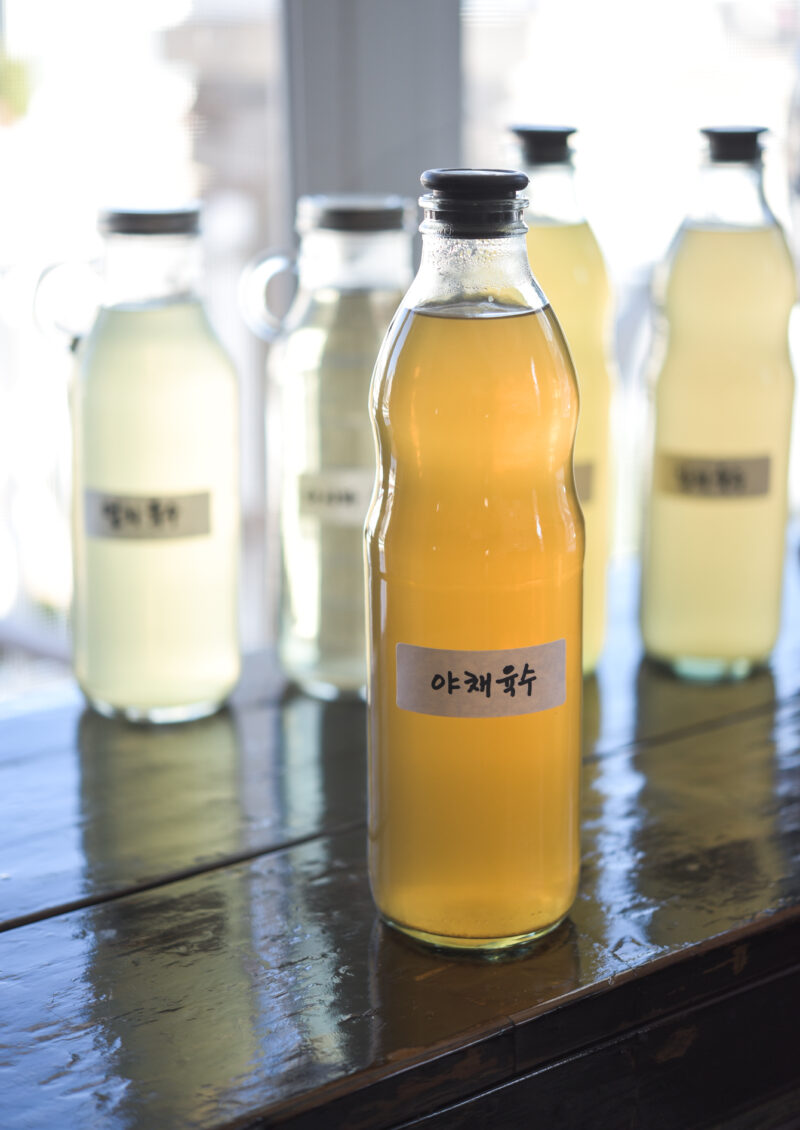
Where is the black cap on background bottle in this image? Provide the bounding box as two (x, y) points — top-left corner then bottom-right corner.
(98, 205), (201, 236)
(510, 126), (576, 165)
(295, 194), (416, 234)
(701, 127), (767, 163)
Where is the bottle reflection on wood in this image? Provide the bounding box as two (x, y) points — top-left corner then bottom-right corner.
(262, 693), (372, 1072)
(366, 911), (581, 1070)
(277, 690), (367, 836)
(632, 659), (782, 946)
(582, 672), (601, 760)
(77, 708), (244, 888)
(77, 709), (260, 1127)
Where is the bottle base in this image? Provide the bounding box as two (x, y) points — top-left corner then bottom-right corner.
(667, 655), (759, 683)
(380, 911), (567, 956)
(86, 695), (226, 725)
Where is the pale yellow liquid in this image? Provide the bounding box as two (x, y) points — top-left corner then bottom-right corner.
(642, 225), (796, 677)
(526, 220), (614, 673)
(276, 287), (402, 696)
(366, 305), (583, 949)
(72, 301), (240, 720)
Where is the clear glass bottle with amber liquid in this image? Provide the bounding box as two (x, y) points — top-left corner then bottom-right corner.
(242, 196), (414, 698)
(72, 206), (241, 722)
(641, 128), (796, 680)
(513, 125), (615, 674)
(366, 169), (584, 952)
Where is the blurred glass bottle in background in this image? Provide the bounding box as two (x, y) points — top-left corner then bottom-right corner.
(641, 128), (796, 680)
(785, 52), (800, 517)
(72, 206), (241, 721)
(513, 126), (615, 673)
(242, 196), (414, 699)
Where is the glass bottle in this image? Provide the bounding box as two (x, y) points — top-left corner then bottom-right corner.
(641, 128), (796, 680)
(242, 195), (414, 698)
(71, 206), (241, 722)
(513, 125), (615, 674)
(366, 169), (584, 952)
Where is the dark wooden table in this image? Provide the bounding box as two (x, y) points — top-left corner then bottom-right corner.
(2, 536), (800, 1130)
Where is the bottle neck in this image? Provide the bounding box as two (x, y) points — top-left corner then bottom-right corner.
(522, 162), (584, 225)
(405, 229), (543, 315)
(297, 229), (413, 292)
(687, 160), (775, 228)
(102, 233), (201, 308)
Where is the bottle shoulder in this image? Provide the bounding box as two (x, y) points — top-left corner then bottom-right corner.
(372, 304), (576, 398)
(526, 219), (607, 267)
(655, 220), (797, 325)
(284, 286), (404, 327)
(275, 288), (404, 368)
(524, 221), (614, 352)
(78, 300), (237, 376)
(664, 219), (795, 275)
(367, 307), (583, 573)
(370, 306), (579, 492)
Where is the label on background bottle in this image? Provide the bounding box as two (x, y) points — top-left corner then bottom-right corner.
(85, 490), (211, 539)
(298, 469), (375, 526)
(396, 640), (567, 719)
(657, 454), (770, 499)
(574, 462), (594, 505)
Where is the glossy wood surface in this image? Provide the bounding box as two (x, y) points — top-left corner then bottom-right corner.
(2, 535), (800, 1129)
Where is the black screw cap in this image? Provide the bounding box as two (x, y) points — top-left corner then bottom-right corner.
(510, 126), (576, 165)
(296, 194), (415, 233)
(420, 169), (529, 199)
(701, 127), (768, 163)
(98, 205), (201, 236)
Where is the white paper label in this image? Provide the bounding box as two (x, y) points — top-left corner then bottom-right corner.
(85, 490), (211, 539)
(574, 461), (594, 505)
(396, 640), (567, 719)
(657, 454), (770, 499)
(298, 469), (375, 526)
